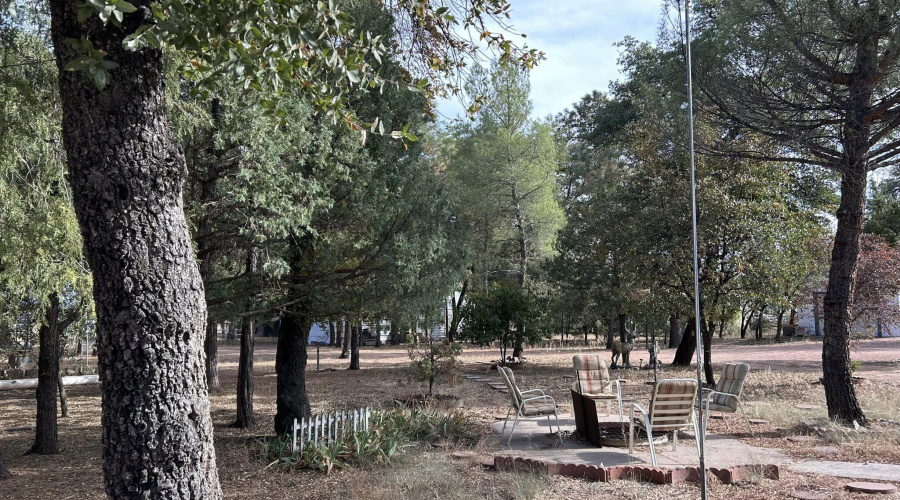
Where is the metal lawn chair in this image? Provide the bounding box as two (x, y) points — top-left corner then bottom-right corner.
(628, 378), (700, 467)
(571, 354), (625, 421)
(497, 366), (559, 445)
(698, 362), (754, 436)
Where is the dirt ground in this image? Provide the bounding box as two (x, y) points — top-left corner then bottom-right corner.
(1, 336), (898, 499)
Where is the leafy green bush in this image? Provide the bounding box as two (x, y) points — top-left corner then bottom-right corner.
(408, 337), (461, 395)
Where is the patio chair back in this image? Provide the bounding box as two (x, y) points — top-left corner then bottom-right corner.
(497, 366), (524, 411)
(647, 379), (698, 431)
(711, 362), (750, 410)
(571, 354), (612, 395)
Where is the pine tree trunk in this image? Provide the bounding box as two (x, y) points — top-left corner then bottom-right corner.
(375, 321), (382, 348)
(57, 374), (69, 418)
(668, 314), (681, 348)
(328, 320), (336, 346)
(274, 314), (312, 434)
(672, 318), (696, 366)
(349, 322), (360, 370)
(31, 293), (61, 455)
(234, 317), (256, 428)
(48, 2), (221, 496)
(335, 319), (343, 348)
(205, 321), (219, 393)
(339, 319), (350, 359)
(822, 162), (869, 425)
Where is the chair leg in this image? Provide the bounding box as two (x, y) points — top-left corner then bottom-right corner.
(643, 414), (657, 467)
(617, 394), (624, 422)
(739, 401), (754, 437)
(501, 407), (512, 435)
(629, 420), (635, 454)
(553, 411), (560, 435)
(723, 413), (731, 430)
(606, 400), (611, 416)
(647, 431), (658, 467)
(507, 413), (520, 445)
(546, 415), (553, 434)
(672, 428), (678, 451)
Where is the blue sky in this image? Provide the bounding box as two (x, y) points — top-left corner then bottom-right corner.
(437, 0), (663, 120)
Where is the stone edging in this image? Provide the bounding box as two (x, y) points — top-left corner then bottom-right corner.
(491, 456), (780, 485)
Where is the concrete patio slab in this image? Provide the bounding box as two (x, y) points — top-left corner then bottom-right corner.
(790, 460), (900, 482)
(490, 412), (792, 469)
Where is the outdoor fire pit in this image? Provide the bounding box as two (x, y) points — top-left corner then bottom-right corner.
(594, 421), (669, 448)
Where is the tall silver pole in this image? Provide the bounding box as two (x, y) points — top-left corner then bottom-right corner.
(684, 0), (708, 498)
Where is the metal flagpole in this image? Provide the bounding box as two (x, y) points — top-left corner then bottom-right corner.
(683, 0), (708, 498)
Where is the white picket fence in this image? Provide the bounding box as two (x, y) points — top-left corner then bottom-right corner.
(291, 407), (371, 453)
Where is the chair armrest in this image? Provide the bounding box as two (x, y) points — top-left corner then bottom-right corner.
(521, 395), (556, 406)
(632, 402), (649, 418)
(613, 379), (623, 397)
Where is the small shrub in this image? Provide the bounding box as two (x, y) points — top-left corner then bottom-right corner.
(257, 407), (479, 473)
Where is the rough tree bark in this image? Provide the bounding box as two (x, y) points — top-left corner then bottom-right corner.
(672, 318), (695, 366)
(349, 321), (360, 370)
(328, 320), (336, 346)
(823, 164), (869, 424)
(375, 320), (382, 348)
(48, 2), (221, 496)
(31, 293), (65, 455)
(234, 317), (255, 428)
(668, 314), (681, 349)
(274, 314), (312, 434)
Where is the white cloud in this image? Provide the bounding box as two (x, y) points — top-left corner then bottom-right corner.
(437, 0), (662, 119)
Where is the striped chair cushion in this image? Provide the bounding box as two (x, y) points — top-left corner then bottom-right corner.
(648, 379), (697, 429)
(711, 363), (750, 410)
(572, 354), (612, 395)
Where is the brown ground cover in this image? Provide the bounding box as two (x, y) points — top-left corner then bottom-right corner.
(1, 337), (898, 498)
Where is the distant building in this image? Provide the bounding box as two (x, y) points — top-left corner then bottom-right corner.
(796, 291), (900, 337)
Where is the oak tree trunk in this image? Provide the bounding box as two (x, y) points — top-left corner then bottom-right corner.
(668, 314), (681, 348)
(328, 320), (336, 346)
(775, 309), (785, 343)
(672, 318), (696, 366)
(703, 319), (715, 386)
(274, 314), (312, 434)
(48, 2), (221, 496)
